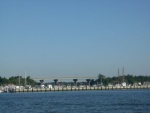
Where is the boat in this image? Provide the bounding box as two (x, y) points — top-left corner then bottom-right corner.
(0, 90), (3, 93)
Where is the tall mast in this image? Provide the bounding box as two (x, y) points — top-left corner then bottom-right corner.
(122, 67), (124, 82)
(25, 70), (26, 86)
(18, 73), (20, 87)
(118, 68), (119, 84)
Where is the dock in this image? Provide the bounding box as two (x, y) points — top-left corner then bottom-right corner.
(10, 85), (150, 93)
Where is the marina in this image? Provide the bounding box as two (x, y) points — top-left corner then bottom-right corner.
(1, 85), (150, 93)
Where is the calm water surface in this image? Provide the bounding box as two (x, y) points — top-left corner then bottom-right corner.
(0, 90), (150, 113)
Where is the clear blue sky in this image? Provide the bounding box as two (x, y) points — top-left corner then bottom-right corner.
(0, 0), (150, 78)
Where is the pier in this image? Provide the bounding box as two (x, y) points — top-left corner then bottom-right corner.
(9, 85), (150, 93)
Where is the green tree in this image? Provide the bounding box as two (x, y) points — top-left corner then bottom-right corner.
(98, 73), (105, 85)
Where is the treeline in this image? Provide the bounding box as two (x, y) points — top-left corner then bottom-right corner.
(1, 74), (150, 86)
(95, 74), (150, 86)
(0, 76), (36, 86)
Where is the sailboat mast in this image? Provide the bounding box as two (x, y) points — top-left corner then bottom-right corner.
(122, 67), (124, 82)
(118, 68), (119, 84)
(18, 73), (20, 87)
(25, 70), (26, 86)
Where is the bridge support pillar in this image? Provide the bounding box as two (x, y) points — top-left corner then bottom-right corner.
(54, 79), (58, 85)
(73, 79), (78, 87)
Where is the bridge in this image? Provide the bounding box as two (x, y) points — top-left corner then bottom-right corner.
(31, 76), (98, 85)
(32, 76), (98, 80)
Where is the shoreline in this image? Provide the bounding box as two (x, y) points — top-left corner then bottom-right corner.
(3, 85), (150, 93)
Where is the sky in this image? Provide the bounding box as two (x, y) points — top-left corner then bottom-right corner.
(0, 0), (150, 79)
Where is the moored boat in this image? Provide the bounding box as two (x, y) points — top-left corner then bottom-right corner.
(0, 90), (3, 93)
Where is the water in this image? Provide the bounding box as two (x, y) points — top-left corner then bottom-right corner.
(0, 90), (150, 113)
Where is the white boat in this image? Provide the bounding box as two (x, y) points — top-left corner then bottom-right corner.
(122, 82), (127, 87)
(0, 90), (3, 93)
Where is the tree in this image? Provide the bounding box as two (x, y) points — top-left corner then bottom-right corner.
(98, 73), (105, 85)
(26, 76), (36, 86)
